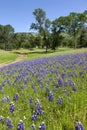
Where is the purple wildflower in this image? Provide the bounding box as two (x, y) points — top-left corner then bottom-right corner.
(35, 99), (43, 115)
(32, 112), (37, 122)
(21, 85), (25, 89)
(72, 85), (76, 91)
(7, 96), (10, 102)
(61, 73), (66, 78)
(35, 100), (42, 110)
(75, 121), (84, 130)
(6, 117), (13, 129)
(0, 115), (4, 123)
(46, 86), (50, 92)
(17, 120), (25, 130)
(29, 97), (33, 103)
(36, 109), (43, 115)
(48, 91), (53, 102)
(9, 102), (15, 113)
(58, 78), (63, 87)
(69, 80), (74, 87)
(57, 97), (63, 105)
(39, 122), (46, 130)
(24, 79), (28, 84)
(13, 93), (19, 101)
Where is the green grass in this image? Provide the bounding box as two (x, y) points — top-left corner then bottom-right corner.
(0, 47), (87, 63)
(0, 50), (18, 63)
(21, 47), (87, 60)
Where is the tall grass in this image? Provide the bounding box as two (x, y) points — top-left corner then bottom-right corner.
(0, 50), (18, 63)
(26, 47), (87, 60)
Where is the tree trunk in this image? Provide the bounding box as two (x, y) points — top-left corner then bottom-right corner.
(74, 29), (76, 49)
(46, 43), (48, 53)
(43, 32), (48, 53)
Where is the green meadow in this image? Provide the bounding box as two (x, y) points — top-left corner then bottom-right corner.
(0, 48), (87, 129)
(0, 47), (87, 64)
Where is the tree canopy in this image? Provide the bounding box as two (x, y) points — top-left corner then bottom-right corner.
(0, 9), (87, 50)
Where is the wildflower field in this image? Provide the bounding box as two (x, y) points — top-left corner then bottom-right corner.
(0, 52), (87, 130)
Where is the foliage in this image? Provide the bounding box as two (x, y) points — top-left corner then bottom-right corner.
(30, 8), (51, 52)
(78, 27), (87, 47)
(0, 10), (87, 50)
(0, 24), (14, 50)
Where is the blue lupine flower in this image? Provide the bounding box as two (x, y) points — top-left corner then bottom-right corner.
(0, 115), (4, 123)
(79, 71), (84, 76)
(79, 123), (84, 130)
(35, 100), (42, 110)
(1, 82), (5, 87)
(61, 73), (66, 78)
(31, 99), (43, 122)
(69, 80), (74, 87)
(29, 97), (33, 103)
(17, 120), (25, 130)
(36, 108), (43, 115)
(48, 91), (53, 102)
(72, 85), (76, 91)
(21, 85), (25, 89)
(58, 78), (63, 87)
(46, 86), (50, 92)
(32, 112), (37, 122)
(6, 117), (13, 129)
(39, 122), (46, 130)
(13, 93), (19, 101)
(75, 121), (84, 130)
(35, 99), (43, 116)
(24, 79), (28, 84)
(37, 78), (42, 83)
(9, 102), (15, 113)
(57, 97), (63, 105)
(7, 96), (10, 102)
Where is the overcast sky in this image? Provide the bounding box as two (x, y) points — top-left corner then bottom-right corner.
(0, 0), (87, 32)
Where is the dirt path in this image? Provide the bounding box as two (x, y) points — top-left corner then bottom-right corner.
(0, 54), (24, 68)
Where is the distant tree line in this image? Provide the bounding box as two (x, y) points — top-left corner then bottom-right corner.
(0, 9), (87, 51)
